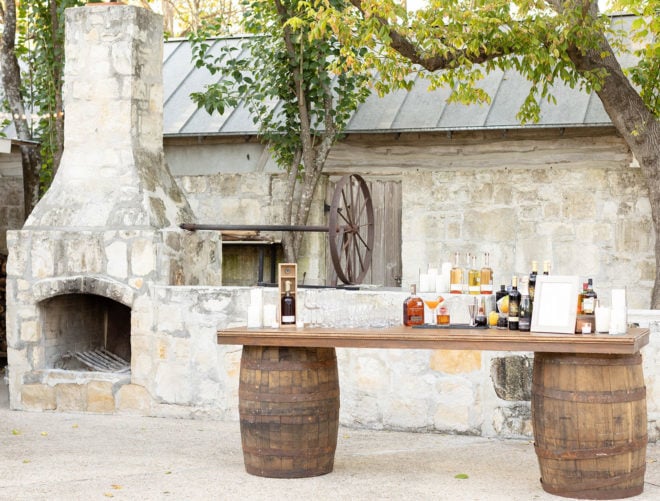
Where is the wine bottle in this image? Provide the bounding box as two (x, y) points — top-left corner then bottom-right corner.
(450, 252), (463, 294)
(529, 260), (538, 303)
(403, 284), (425, 326)
(519, 278), (531, 332)
(495, 284), (507, 313)
(480, 252), (493, 294)
(281, 280), (296, 325)
(582, 278), (597, 315)
(508, 276), (521, 330)
(468, 253), (480, 295)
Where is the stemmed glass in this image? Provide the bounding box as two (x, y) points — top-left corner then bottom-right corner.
(423, 295), (442, 326)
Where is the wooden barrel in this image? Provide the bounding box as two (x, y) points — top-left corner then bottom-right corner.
(532, 352), (647, 499)
(238, 346), (340, 478)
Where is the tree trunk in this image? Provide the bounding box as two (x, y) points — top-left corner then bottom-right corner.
(49, 0), (65, 177)
(0, 0), (42, 220)
(566, 34), (660, 308)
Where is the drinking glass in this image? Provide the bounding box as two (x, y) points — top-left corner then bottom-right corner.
(423, 295), (442, 325)
(467, 300), (478, 327)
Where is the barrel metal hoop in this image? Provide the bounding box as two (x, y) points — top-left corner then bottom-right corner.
(241, 358), (337, 370)
(534, 437), (648, 460)
(239, 389), (340, 403)
(531, 383), (646, 403)
(242, 445), (336, 458)
(541, 464), (646, 497)
(537, 353), (642, 366)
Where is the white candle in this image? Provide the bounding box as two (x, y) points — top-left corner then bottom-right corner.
(609, 289), (627, 335)
(263, 304), (278, 328)
(441, 262), (452, 276)
(419, 273), (430, 293)
(595, 305), (610, 333)
(247, 304), (262, 328)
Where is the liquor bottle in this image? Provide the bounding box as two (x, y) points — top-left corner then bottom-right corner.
(480, 252), (493, 294)
(518, 278), (531, 331)
(508, 276), (521, 330)
(281, 280), (296, 325)
(462, 252), (470, 294)
(577, 282), (588, 314)
(529, 260), (538, 303)
(475, 296), (488, 326)
(582, 278), (597, 315)
(450, 252), (463, 294)
(468, 254), (480, 295)
(495, 284), (507, 313)
(403, 284), (425, 326)
(542, 260), (550, 275)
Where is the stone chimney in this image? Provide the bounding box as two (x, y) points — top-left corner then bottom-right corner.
(26, 5), (193, 230)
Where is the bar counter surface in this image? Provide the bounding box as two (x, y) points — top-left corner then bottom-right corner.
(218, 324), (649, 354)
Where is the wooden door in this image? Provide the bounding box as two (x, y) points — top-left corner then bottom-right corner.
(326, 177), (401, 287)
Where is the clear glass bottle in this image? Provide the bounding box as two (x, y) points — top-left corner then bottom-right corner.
(480, 252), (493, 294)
(450, 252), (463, 294)
(462, 252), (470, 293)
(508, 276), (521, 330)
(468, 253), (480, 295)
(403, 284), (425, 326)
(281, 280), (296, 325)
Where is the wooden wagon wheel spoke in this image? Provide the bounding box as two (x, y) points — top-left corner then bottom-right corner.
(328, 174), (375, 285)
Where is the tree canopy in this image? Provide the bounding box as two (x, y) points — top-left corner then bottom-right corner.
(190, 0), (370, 261)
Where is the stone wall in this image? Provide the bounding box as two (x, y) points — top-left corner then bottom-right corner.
(169, 127), (653, 308)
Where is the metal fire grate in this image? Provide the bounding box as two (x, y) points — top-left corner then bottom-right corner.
(68, 348), (130, 373)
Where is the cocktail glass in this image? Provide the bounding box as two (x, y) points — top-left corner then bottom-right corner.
(423, 295), (442, 325)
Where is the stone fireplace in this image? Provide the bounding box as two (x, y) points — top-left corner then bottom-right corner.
(5, 5), (221, 413)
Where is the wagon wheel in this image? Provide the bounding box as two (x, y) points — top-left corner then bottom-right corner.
(328, 174), (375, 285)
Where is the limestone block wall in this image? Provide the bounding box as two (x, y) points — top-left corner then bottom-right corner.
(14, 284), (660, 440)
(170, 127), (654, 308)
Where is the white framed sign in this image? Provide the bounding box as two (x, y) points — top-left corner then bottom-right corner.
(531, 275), (580, 334)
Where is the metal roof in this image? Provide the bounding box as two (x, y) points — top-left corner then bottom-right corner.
(162, 15), (642, 137)
(162, 38), (617, 137)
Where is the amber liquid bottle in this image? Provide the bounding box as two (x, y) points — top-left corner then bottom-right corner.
(468, 253), (480, 295)
(403, 284), (425, 326)
(450, 252), (463, 294)
(480, 252), (493, 294)
(281, 280), (296, 325)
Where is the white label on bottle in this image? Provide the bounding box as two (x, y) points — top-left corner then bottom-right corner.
(583, 298), (595, 313)
(281, 315), (295, 323)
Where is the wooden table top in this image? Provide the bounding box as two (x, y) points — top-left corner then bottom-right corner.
(217, 325), (650, 354)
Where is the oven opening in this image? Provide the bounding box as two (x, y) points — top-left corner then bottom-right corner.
(41, 294), (131, 373)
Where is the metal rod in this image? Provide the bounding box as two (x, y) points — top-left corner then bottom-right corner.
(180, 223), (330, 233)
